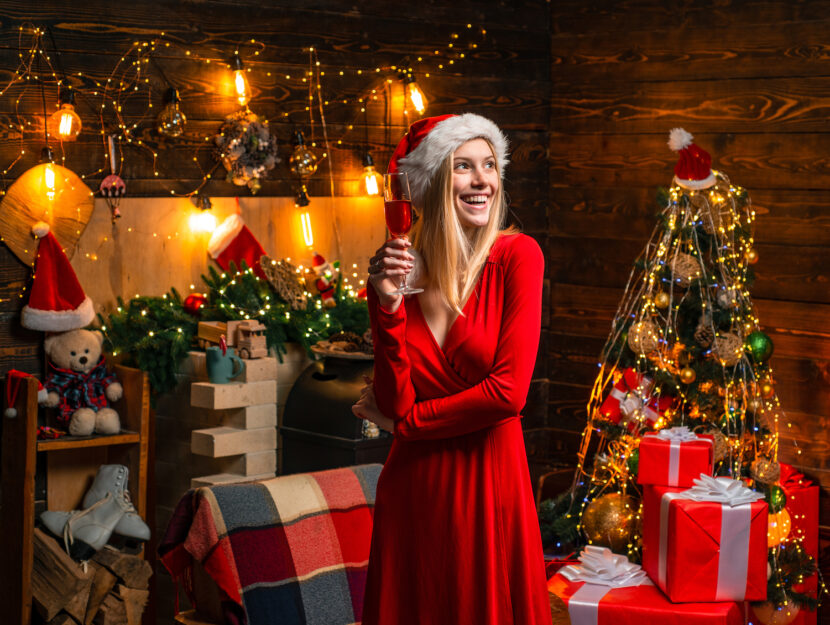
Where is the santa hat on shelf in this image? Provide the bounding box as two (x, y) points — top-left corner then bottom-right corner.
(4, 369), (47, 418)
(389, 113), (509, 207)
(21, 222), (95, 332)
(208, 213), (267, 279)
(668, 128), (717, 190)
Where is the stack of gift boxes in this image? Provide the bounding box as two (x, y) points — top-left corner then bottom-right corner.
(548, 427), (819, 625)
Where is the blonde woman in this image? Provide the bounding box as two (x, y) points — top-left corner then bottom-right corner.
(353, 113), (551, 625)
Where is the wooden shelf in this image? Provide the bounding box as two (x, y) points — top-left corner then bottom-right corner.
(37, 430), (140, 452)
(1, 364), (151, 625)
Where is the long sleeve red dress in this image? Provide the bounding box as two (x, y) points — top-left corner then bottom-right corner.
(361, 232), (552, 625)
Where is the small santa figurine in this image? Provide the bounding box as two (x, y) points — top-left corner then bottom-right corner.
(311, 252), (337, 308)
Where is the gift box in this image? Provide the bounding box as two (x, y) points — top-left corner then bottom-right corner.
(774, 464), (819, 625)
(548, 546), (747, 625)
(638, 427), (714, 487)
(599, 368), (674, 431)
(642, 476), (768, 603)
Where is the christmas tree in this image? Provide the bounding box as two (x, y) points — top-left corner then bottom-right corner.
(543, 129), (820, 616)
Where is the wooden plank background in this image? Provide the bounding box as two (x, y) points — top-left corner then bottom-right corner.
(550, 1), (830, 619)
(0, 3), (551, 623)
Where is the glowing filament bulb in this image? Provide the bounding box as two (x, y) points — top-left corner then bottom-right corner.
(189, 211), (217, 233)
(234, 70), (249, 106)
(48, 88), (82, 141)
(362, 153), (382, 196)
(44, 163), (56, 201)
(405, 78), (427, 114)
(300, 211), (314, 248)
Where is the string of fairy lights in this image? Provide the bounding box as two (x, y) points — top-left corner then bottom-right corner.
(0, 22), (487, 201)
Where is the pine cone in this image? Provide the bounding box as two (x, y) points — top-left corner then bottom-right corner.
(694, 323), (714, 348)
(329, 331), (361, 344)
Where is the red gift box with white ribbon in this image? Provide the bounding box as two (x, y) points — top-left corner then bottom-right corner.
(755, 464), (819, 625)
(638, 427), (714, 488)
(599, 368), (674, 431)
(642, 476), (768, 603)
(548, 546), (747, 625)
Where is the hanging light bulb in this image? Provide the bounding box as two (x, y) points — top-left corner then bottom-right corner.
(289, 131), (318, 178)
(47, 86), (81, 141)
(189, 195), (217, 233)
(362, 153), (383, 196)
(40, 147), (56, 201)
(403, 72), (428, 115)
(230, 54), (250, 108)
(157, 87), (186, 137)
(296, 185), (313, 248)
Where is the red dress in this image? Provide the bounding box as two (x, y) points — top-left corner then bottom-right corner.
(362, 233), (552, 625)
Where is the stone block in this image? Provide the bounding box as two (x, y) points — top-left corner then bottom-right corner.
(229, 450), (277, 476)
(191, 380), (277, 410)
(223, 403), (277, 429)
(190, 472), (275, 488)
(191, 426), (276, 458)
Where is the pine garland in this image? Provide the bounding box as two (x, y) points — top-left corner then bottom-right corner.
(100, 260), (369, 400)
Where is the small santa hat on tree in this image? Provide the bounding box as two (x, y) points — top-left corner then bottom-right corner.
(668, 128), (717, 190)
(208, 213), (267, 280)
(21, 222), (95, 332)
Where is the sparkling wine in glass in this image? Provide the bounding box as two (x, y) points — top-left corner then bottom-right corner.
(383, 172), (422, 295)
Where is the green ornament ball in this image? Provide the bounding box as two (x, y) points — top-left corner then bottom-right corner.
(768, 485), (787, 513)
(627, 448), (639, 475)
(746, 331), (774, 364)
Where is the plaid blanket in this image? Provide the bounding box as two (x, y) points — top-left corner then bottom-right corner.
(159, 464), (381, 625)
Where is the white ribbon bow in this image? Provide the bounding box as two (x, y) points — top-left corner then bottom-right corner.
(560, 545), (650, 588)
(560, 546), (651, 625)
(681, 474), (766, 507)
(655, 426), (698, 442)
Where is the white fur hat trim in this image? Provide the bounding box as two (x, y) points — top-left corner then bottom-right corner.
(398, 113), (509, 207)
(673, 173), (717, 190)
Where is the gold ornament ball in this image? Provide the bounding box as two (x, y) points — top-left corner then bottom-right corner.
(679, 366), (696, 384)
(751, 597), (800, 625)
(761, 381), (775, 398)
(654, 291), (670, 309)
(627, 320), (660, 355)
(751, 458), (781, 485)
(713, 332), (744, 366)
(767, 508), (791, 548)
(748, 397), (762, 413)
(581, 492), (637, 553)
(549, 593), (572, 625)
(747, 248), (759, 265)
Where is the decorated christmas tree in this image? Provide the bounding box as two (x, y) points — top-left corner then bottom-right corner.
(543, 129), (820, 619)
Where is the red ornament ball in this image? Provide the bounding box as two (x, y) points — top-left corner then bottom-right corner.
(183, 293), (207, 316)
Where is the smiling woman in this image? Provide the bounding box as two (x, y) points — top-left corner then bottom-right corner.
(354, 113), (551, 625)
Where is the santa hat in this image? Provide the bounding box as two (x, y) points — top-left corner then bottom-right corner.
(668, 128), (716, 190)
(208, 213), (266, 279)
(389, 113), (509, 207)
(4, 369), (48, 417)
(21, 222), (95, 332)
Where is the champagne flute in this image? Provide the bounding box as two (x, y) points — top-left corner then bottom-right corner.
(383, 172), (422, 295)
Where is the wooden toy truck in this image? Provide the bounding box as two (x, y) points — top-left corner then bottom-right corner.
(197, 320), (268, 359)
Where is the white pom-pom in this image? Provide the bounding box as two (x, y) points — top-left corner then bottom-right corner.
(668, 128), (694, 152)
(31, 221), (50, 238)
(5, 407), (17, 418)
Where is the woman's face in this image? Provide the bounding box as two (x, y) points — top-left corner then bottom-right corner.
(451, 138), (499, 229)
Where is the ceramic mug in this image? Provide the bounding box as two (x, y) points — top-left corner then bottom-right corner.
(206, 346), (245, 384)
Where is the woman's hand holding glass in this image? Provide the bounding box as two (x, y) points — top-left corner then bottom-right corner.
(367, 238), (414, 311)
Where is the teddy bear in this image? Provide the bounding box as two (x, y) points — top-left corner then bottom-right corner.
(41, 329), (122, 436)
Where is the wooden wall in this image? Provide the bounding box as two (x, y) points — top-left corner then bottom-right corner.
(549, 0), (830, 615)
(0, 0), (551, 378)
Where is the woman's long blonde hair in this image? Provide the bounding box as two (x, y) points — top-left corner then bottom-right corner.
(410, 138), (516, 315)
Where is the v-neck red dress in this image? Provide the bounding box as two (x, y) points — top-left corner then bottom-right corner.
(362, 233), (552, 625)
